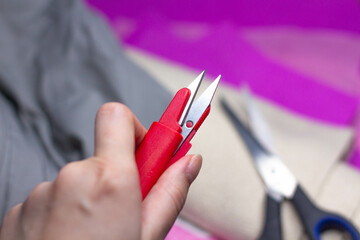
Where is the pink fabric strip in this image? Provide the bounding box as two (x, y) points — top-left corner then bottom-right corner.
(166, 221), (218, 240)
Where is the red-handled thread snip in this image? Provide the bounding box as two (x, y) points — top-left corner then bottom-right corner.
(135, 71), (221, 199)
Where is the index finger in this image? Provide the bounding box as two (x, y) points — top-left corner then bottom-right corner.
(94, 103), (147, 164)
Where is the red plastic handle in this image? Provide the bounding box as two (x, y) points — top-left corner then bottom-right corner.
(135, 88), (191, 199)
(135, 122), (183, 198)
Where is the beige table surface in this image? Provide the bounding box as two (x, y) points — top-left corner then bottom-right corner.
(126, 47), (360, 240)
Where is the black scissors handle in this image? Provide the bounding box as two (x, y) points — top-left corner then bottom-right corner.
(292, 185), (360, 240)
(258, 195), (282, 240)
(258, 185), (360, 240)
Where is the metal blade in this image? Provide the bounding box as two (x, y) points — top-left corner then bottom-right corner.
(179, 70), (205, 126)
(243, 86), (276, 154)
(179, 75), (220, 145)
(221, 99), (297, 201)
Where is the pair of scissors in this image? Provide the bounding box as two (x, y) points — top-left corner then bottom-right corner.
(221, 90), (360, 240)
(135, 71), (220, 199)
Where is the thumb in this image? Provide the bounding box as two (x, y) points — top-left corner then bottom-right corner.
(141, 154), (202, 240)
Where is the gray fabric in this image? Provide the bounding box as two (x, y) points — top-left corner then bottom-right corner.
(0, 0), (171, 220)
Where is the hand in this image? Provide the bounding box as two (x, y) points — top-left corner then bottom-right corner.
(0, 103), (202, 240)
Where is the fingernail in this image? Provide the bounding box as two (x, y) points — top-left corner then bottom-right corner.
(185, 154), (202, 184)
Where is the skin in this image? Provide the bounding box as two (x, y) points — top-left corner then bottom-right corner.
(0, 102), (202, 240)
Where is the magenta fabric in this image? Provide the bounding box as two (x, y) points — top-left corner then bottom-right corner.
(242, 29), (360, 98)
(165, 223), (217, 240)
(87, 0), (360, 33)
(348, 111), (360, 168)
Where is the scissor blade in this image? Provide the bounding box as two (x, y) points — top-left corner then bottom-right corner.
(221, 99), (298, 200)
(179, 70), (205, 126)
(180, 75), (220, 143)
(221, 99), (271, 160)
(243, 86), (275, 154)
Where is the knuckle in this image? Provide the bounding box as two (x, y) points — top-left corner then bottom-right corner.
(99, 173), (122, 195)
(99, 168), (125, 194)
(94, 160), (138, 197)
(54, 162), (82, 192)
(31, 181), (51, 196)
(4, 203), (22, 221)
(1, 204), (22, 232)
(21, 182), (51, 215)
(50, 157), (140, 203)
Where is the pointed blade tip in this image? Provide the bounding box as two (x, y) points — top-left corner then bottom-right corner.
(211, 75), (221, 90)
(213, 75), (221, 86)
(203, 75), (221, 104)
(198, 70), (206, 79)
(180, 71), (206, 125)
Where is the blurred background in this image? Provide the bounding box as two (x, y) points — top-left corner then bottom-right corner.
(82, 1), (360, 238)
(2, 0), (358, 239)
(85, 0), (360, 168)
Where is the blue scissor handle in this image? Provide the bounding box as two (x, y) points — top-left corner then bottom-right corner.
(314, 215), (360, 239)
(292, 185), (360, 240)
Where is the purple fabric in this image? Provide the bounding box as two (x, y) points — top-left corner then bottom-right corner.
(86, 0), (360, 33)
(349, 148), (360, 168)
(348, 111), (360, 168)
(166, 223), (217, 240)
(242, 29), (360, 98)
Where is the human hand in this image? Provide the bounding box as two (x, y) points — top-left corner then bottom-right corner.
(0, 103), (202, 240)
